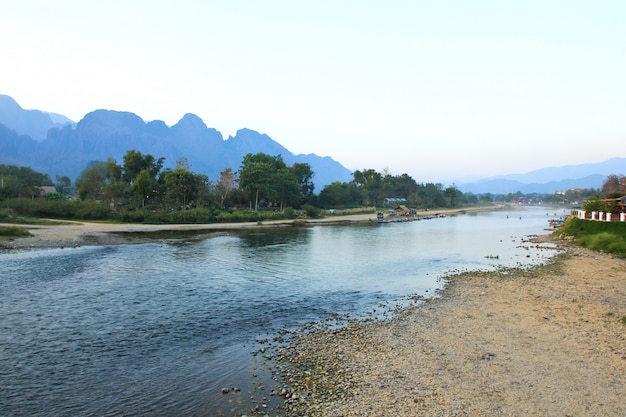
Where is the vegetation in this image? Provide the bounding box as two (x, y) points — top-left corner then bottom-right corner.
(0, 165), (53, 200)
(557, 217), (626, 258)
(0, 225), (32, 239)
(1, 156), (624, 228)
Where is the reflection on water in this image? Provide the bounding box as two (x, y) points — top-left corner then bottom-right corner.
(0, 207), (562, 416)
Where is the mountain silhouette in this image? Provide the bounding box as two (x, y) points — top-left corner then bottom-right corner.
(0, 94), (73, 142)
(0, 95), (352, 190)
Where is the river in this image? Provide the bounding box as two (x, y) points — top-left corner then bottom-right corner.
(0, 206), (564, 416)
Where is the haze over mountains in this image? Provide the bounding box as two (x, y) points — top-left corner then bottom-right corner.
(456, 158), (625, 194)
(0, 94), (622, 194)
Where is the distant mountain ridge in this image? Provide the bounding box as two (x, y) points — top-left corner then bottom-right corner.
(0, 94), (74, 142)
(457, 159), (625, 194)
(0, 95), (352, 190)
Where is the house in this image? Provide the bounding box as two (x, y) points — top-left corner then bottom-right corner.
(394, 205), (411, 216)
(383, 197), (406, 206)
(39, 186), (57, 195)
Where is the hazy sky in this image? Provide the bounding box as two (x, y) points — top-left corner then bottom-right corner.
(2, 1), (624, 182)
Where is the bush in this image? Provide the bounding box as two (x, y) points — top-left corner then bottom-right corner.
(283, 207), (297, 219)
(0, 225), (31, 237)
(302, 204), (321, 218)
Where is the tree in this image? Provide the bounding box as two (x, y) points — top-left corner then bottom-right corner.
(319, 181), (360, 208)
(584, 195), (605, 213)
(133, 169), (154, 208)
(122, 150), (164, 184)
(238, 153), (280, 210)
(602, 174), (626, 196)
(291, 162), (315, 206)
(353, 169), (383, 206)
(163, 167), (208, 210)
(0, 164), (49, 199)
(275, 168), (299, 211)
(216, 168), (237, 209)
(75, 161), (110, 201)
(443, 185), (461, 208)
(121, 150), (164, 208)
(75, 158), (126, 204)
(55, 175), (72, 195)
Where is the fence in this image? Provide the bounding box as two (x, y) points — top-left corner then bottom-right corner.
(573, 210), (626, 222)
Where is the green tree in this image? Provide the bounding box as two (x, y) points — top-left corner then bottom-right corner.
(443, 185), (461, 207)
(584, 196), (605, 212)
(319, 181), (360, 208)
(75, 159), (125, 204)
(238, 153), (280, 210)
(133, 169), (154, 208)
(0, 165), (49, 199)
(121, 150), (164, 207)
(163, 167), (208, 210)
(75, 161), (110, 201)
(291, 162), (315, 206)
(353, 169), (383, 206)
(122, 150), (164, 184)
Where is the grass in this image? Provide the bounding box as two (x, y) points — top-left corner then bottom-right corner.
(556, 217), (626, 258)
(0, 225), (32, 239)
(0, 210), (73, 226)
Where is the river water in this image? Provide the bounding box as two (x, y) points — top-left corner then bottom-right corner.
(1, 207), (563, 416)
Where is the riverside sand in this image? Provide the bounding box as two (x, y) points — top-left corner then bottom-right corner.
(278, 236), (625, 416)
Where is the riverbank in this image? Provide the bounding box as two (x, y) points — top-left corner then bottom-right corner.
(0, 206), (488, 249)
(277, 236), (625, 416)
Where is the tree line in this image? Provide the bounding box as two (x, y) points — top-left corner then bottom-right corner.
(1, 154), (468, 213)
(3, 152), (623, 222)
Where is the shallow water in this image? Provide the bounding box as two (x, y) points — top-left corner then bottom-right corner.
(0, 207), (563, 416)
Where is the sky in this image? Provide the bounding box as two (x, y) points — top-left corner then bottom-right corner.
(1, 0), (625, 183)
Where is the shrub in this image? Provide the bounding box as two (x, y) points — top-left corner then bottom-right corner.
(0, 225), (31, 237)
(302, 204), (321, 218)
(283, 207), (297, 219)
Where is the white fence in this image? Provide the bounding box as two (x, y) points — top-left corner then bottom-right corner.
(576, 210), (626, 222)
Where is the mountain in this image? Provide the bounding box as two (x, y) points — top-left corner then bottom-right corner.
(457, 159), (626, 194)
(0, 95), (352, 190)
(0, 94), (74, 141)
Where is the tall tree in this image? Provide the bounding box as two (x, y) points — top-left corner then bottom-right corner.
(602, 174), (626, 195)
(238, 153), (279, 210)
(216, 168), (237, 209)
(291, 162), (315, 206)
(163, 167), (208, 210)
(353, 169), (383, 206)
(121, 150), (164, 207)
(75, 161), (109, 201)
(133, 169), (154, 208)
(122, 150), (164, 184)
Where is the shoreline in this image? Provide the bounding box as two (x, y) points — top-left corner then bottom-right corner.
(0, 206), (489, 249)
(276, 237), (626, 416)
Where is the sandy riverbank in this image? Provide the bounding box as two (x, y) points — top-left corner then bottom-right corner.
(0, 207), (483, 249)
(277, 237), (626, 416)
